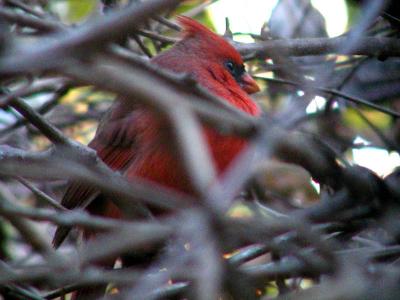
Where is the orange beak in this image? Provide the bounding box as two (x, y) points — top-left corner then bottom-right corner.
(240, 73), (260, 94)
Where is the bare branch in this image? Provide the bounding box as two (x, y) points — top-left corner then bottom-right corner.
(238, 36), (400, 58)
(0, 0), (182, 75)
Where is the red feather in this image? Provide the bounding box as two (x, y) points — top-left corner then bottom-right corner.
(53, 17), (260, 246)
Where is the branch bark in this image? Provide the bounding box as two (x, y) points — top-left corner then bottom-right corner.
(238, 36), (400, 58)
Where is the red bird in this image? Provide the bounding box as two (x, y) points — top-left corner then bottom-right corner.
(53, 17), (260, 247)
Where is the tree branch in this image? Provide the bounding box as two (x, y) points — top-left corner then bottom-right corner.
(238, 36), (400, 58)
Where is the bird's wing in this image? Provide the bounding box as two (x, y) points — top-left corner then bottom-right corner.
(53, 100), (140, 248)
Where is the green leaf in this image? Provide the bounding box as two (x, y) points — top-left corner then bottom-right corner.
(343, 108), (391, 130)
(67, 0), (97, 23)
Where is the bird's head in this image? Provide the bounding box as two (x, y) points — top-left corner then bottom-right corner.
(152, 16), (260, 96)
(177, 16), (260, 95)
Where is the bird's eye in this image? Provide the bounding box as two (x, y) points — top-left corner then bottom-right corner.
(225, 61), (235, 73)
(225, 60), (245, 83)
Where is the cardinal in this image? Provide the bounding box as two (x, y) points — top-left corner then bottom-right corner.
(53, 16), (260, 297)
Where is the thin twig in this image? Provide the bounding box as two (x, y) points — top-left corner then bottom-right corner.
(16, 177), (66, 211)
(256, 76), (400, 118)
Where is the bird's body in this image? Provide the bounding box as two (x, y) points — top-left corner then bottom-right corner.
(53, 16), (260, 247)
